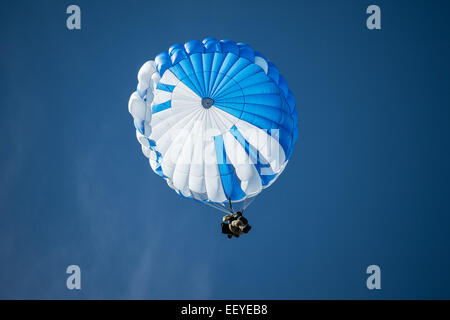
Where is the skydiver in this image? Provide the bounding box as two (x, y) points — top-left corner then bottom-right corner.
(221, 208), (252, 239)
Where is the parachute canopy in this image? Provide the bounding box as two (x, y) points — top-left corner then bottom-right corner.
(128, 38), (298, 213)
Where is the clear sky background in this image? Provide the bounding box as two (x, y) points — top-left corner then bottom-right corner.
(1, 0), (450, 299)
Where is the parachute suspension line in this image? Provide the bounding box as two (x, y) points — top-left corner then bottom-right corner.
(242, 196), (257, 213)
(228, 197), (233, 213)
(203, 201), (231, 214)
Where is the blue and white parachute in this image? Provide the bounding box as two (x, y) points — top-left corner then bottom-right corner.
(128, 38), (298, 213)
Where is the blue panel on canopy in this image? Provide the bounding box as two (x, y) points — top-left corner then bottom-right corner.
(229, 126), (277, 186)
(214, 135), (246, 201)
(152, 100), (171, 113)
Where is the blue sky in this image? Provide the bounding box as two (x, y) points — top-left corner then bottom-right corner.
(1, 0), (450, 299)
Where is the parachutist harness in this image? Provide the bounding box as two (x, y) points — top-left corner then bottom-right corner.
(221, 198), (252, 239)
